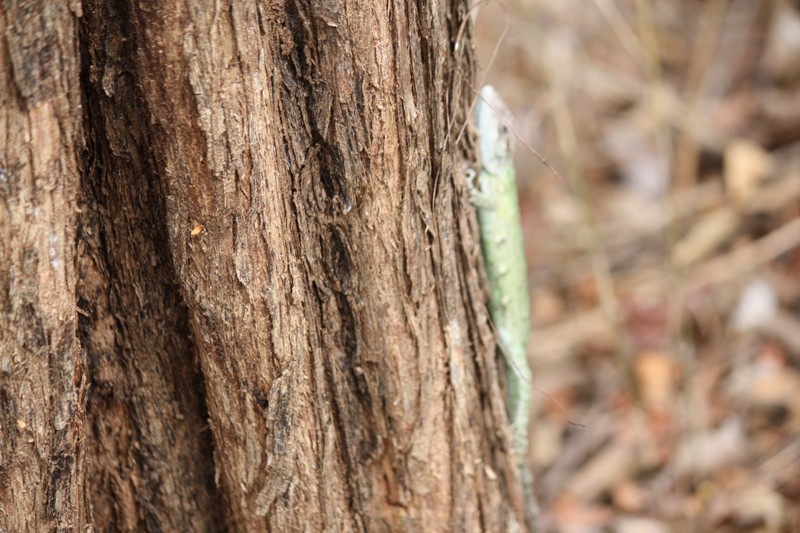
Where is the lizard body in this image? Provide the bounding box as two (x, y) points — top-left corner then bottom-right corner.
(472, 86), (532, 453)
(471, 85), (537, 530)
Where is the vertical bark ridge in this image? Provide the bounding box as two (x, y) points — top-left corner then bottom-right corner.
(76, 1), (225, 530)
(0, 2), (88, 530)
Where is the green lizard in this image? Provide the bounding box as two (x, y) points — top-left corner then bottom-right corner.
(469, 85), (538, 530)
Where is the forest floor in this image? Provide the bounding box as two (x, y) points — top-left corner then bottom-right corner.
(474, 1), (800, 532)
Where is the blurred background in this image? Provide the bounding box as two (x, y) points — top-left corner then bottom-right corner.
(473, 1), (800, 531)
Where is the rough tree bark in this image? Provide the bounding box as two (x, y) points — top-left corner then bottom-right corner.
(1, 1), (527, 531)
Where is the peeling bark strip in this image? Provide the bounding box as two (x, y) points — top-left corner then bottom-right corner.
(1, 1), (527, 531)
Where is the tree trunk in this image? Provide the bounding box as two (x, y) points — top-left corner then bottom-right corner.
(1, 1), (526, 531)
